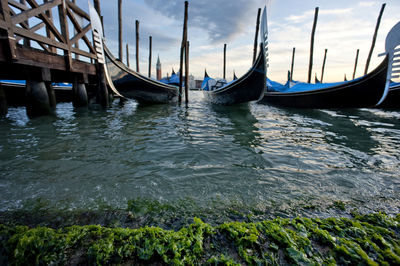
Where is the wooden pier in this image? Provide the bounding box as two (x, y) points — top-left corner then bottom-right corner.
(0, 0), (108, 117)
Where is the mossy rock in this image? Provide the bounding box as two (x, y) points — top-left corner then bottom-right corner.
(0, 213), (399, 265)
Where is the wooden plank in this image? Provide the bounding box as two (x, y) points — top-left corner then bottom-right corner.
(70, 46), (97, 59)
(66, 8), (94, 53)
(0, 20), (7, 30)
(12, 0), (61, 25)
(67, 0), (90, 21)
(70, 24), (90, 45)
(13, 26), (67, 49)
(24, 0), (65, 43)
(9, 0), (28, 11)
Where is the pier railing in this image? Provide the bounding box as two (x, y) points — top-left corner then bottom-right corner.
(0, 0), (97, 75)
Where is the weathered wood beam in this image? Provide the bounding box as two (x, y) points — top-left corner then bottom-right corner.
(43, 0), (56, 52)
(148, 35), (152, 78)
(290, 47), (295, 82)
(126, 43), (129, 67)
(135, 19), (139, 72)
(70, 24), (90, 46)
(57, 0), (72, 70)
(185, 41), (189, 104)
(9, 0), (28, 11)
(24, 0), (65, 43)
(1, 0), (17, 59)
(12, 0), (61, 26)
(320, 48), (327, 83)
(13, 26), (67, 50)
(67, 1), (90, 21)
(118, 0), (122, 61)
(178, 1), (188, 103)
(308, 7), (318, 83)
(364, 3), (385, 75)
(353, 49), (359, 80)
(66, 8), (94, 53)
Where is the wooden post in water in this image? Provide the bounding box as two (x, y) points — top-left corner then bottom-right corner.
(179, 1), (189, 103)
(320, 48), (327, 83)
(126, 43), (130, 67)
(253, 8), (261, 64)
(290, 47), (295, 82)
(148, 36), (152, 78)
(223, 44), (227, 80)
(136, 20), (140, 72)
(308, 7), (319, 83)
(0, 84), (7, 117)
(364, 3), (385, 75)
(353, 49), (360, 80)
(185, 41), (189, 104)
(118, 0), (123, 61)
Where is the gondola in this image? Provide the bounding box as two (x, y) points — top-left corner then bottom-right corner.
(260, 21), (400, 109)
(201, 7), (268, 105)
(104, 45), (178, 104)
(88, 2), (178, 105)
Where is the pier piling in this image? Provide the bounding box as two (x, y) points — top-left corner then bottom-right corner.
(26, 80), (52, 117)
(118, 0), (123, 61)
(353, 49), (360, 80)
(321, 49), (327, 83)
(290, 47), (296, 82)
(223, 44), (226, 80)
(185, 41), (189, 104)
(73, 80), (88, 108)
(178, 1), (189, 103)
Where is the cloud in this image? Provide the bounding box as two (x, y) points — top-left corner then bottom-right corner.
(144, 0), (265, 43)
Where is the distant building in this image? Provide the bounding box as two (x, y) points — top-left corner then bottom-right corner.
(156, 55), (161, 80)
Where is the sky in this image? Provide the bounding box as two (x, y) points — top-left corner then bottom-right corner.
(75, 0), (400, 83)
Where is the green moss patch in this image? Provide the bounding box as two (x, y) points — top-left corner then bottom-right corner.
(1, 213), (399, 265)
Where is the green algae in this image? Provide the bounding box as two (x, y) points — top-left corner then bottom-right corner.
(1, 213), (399, 265)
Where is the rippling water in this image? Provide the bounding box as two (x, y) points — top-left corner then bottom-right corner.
(0, 91), (399, 217)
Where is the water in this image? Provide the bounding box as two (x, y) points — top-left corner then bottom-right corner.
(1, 91), (399, 220)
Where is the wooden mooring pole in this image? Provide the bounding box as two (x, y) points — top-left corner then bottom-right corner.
(320, 48), (327, 83)
(290, 47), (295, 82)
(253, 8), (261, 64)
(179, 1), (189, 103)
(118, 0), (123, 61)
(136, 20), (140, 72)
(0, 84), (7, 117)
(223, 44), (226, 80)
(353, 49), (360, 80)
(185, 41), (189, 104)
(126, 43), (130, 67)
(148, 36), (152, 78)
(308, 7), (319, 83)
(364, 3), (386, 75)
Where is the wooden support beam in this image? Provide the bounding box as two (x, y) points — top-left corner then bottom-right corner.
(57, 0), (72, 70)
(118, 0), (122, 61)
(353, 49), (359, 80)
(178, 1), (188, 103)
(320, 48), (327, 83)
(19, 0), (30, 47)
(43, 0), (56, 53)
(66, 8), (95, 53)
(67, 1), (90, 21)
(290, 47), (295, 82)
(308, 7), (319, 83)
(148, 36), (152, 78)
(365, 3), (385, 75)
(9, 0), (29, 11)
(185, 41), (189, 104)
(253, 8), (261, 64)
(0, 84), (7, 117)
(223, 43), (226, 80)
(1, 0), (17, 60)
(135, 19), (139, 72)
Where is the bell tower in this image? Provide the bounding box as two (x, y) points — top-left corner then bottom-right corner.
(156, 55), (162, 80)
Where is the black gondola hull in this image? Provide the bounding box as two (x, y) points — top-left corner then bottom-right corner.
(260, 56), (389, 108)
(203, 48), (266, 105)
(104, 46), (178, 104)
